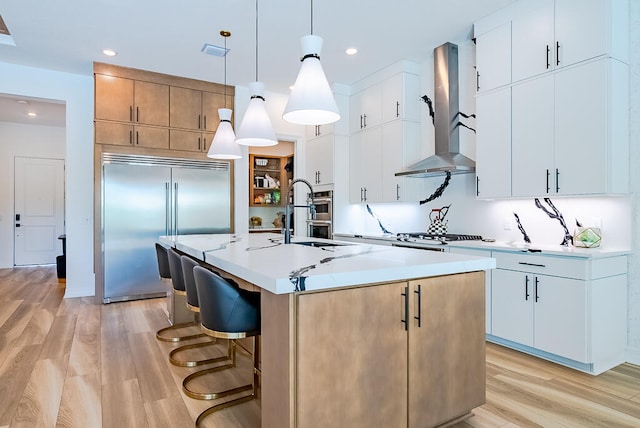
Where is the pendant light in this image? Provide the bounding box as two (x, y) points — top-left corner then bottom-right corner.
(208, 30), (242, 159)
(235, 0), (278, 147)
(282, 0), (340, 125)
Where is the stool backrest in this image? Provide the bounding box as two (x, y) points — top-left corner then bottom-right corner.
(167, 248), (186, 292)
(155, 243), (171, 279)
(193, 266), (260, 334)
(180, 255), (200, 309)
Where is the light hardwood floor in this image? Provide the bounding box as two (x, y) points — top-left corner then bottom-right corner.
(1, 266), (639, 427)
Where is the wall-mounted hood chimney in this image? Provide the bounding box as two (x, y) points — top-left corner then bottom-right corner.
(396, 42), (475, 178)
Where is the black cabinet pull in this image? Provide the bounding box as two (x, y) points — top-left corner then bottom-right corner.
(363, 114), (367, 128)
(198, 114), (201, 130)
(198, 137), (201, 151)
(414, 284), (422, 327)
(129, 130), (133, 145)
(476, 71), (480, 91)
(535, 277), (540, 302)
(363, 187), (367, 202)
(555, 169), (560, 193)
(546, 45), (550, 69)
(360, 187), (364, 202)
(203, 115), (207, 130)
(546, 169), (550, 193)
(476, 176), (480, 196)
(136, 106), (139, 122)
(401, 286), (409, 331)
(518, 262), (546, 268)
(135, 131), (139, 145)
(396, 184), (400, 201)
(525, 275), (530, 301)
(556, 41), (560, 66)
(360, 114), (363, 129)
(129, 106), (133, 122)
(317, 170), (321, 184)
(396, 101), (400, 118)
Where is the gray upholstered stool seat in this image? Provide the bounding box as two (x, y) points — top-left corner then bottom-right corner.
(185, 266), (261, 426)
(155, 247), (205, 343)
(168, 255), (233, 367)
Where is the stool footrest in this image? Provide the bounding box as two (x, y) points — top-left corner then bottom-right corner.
(155, 321), (205, 343)
(183, 363), (251, 400)
(195, 393), (257, 427)
(169, 340), (226, 367)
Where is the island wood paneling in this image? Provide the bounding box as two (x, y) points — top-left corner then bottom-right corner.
(1, 266), (640, 427)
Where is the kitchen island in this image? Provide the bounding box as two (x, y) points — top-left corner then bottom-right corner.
(160, 233), (496, 428)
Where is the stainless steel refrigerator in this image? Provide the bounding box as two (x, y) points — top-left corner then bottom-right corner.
(102, 153), (231, 303)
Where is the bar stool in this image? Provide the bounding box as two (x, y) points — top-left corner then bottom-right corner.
(186, 266), (261, 426)
(168, 255), (233, 367)
(154, 243), (171, 280)
(155, 248), (205, 343)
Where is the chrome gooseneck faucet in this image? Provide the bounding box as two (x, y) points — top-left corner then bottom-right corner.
(284, 178), (315, 244)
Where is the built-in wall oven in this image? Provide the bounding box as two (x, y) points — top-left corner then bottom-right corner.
(307, 190), (333, 239)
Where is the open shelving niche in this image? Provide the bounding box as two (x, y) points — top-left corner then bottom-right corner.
(248, 142), (294, 232)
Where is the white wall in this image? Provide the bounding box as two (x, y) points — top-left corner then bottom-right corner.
(0, 122), (66, 266)
(626, 1), (640, 364)
(0, 62), (95, 298)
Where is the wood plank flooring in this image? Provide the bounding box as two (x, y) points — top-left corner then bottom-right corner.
(1, 265), (639, 427)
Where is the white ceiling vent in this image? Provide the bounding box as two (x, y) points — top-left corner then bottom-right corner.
(201, 43), (229, 57)
(0, 14), (16, 46)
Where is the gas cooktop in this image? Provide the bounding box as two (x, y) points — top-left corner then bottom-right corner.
(397, 233), (483, 242)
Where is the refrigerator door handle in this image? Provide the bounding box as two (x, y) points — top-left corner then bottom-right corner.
(165, 182), (170, 235)
(173, 182), (179, 235)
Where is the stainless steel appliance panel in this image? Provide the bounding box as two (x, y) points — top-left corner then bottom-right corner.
(308, 220), (332, 240)
(172, 167), (231, 235)
(103, 163), (171, 302)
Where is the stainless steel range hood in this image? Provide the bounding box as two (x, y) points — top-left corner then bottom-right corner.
(396, 42), (475, 178)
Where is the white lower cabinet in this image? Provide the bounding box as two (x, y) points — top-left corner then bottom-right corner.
(489, 251), (627, 374)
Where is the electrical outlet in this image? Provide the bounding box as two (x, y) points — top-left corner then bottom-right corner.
(503, 216), (513, 230)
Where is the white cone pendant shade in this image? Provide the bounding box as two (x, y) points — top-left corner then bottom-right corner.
(207, 108), (242, 159)
(235, 82), (278, 147)
(283, 35), (340, 125)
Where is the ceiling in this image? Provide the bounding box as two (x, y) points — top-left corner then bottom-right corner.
(0, 0), (515, 126)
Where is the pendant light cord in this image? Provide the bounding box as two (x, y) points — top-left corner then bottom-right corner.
(255, 0), (259, 82)
(310, 0), (313, 35)
(223, 33), (227, 108)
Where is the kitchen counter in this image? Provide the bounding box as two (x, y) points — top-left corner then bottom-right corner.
(160, 232), (494, 428)
(333, 232), (630, 258)
(159, 233), (495, 295)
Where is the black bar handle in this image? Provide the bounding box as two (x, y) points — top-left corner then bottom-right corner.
(363, 114), (367, 128)
(556, 41), (560, 66)
(476, 176), (480, 196)
(360, 114), (363, 129)
(203, 115), (207, 130)
(129, 130), (133, 145)
(525, 275), (530, 301)
(136, 106), (139, 122)
(476, 71), (480, 91)
(396, 101), (400, 118)
(535, 277), (540, 302)
(556, 169), (560, 193)
(546, 169), (550, 193)
(317, 171), (321, 184)
(546, 45), (550, 69)
(136, 130), (139, 145)
(363, 187), (367, 202)
(401, 286), (409, 331)
(396, 184), (400, 201)
(198, 114), (201, 130)
(414, 284), (422, 327)
(129, 105), (133, 122)
(519, 262), (546, 268)
(360, 187), (364, 202)
(198, 137), (201, 151)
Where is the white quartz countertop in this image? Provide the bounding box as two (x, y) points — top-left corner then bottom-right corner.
(159, 233), (496, 295)
(333, 233), (630, 258)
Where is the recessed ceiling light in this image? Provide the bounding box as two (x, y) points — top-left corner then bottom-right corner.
(27, 112), (37, 117)
(345, 47), (358, 55)
(17, 100), (28, 105)
(102, 49), (117, 57)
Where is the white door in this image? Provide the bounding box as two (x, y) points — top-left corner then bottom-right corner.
(14, 157), (65, 265)
(491, 269), (534, 347)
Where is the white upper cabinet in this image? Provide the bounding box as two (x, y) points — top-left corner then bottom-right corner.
(476, 87), (512, 199)
(382, 73), (420, 122)
(475, 21), (512, 93)
(349, 128), (383, 203)
(511, 0), (555, 82)
(306, 133), (335, 186)
(350, 83), (382, 134)
(512, 0), (628, 83)
(381, 121), (422, 202)
(305, 123), (335, 141)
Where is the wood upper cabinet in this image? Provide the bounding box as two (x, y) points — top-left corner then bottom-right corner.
(95, 122), (169, 149)
(95, 74), (169, 126)
(169, 129), (213, 152)
(170, 87), (230, 132)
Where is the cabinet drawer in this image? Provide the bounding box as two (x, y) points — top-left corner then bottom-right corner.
(493, 251), (587, 280)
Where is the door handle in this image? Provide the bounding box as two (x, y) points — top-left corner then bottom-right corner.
(173, 182), (179, 235)
(401, 286), (409, 331)
(546, 44), (550, 69)
(15, 214), (20, 221)
(414, 284), (422, 327)
(525, 275), (530, 301)
(535, 277), (540, 302)
(165, 182), (170, 235)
